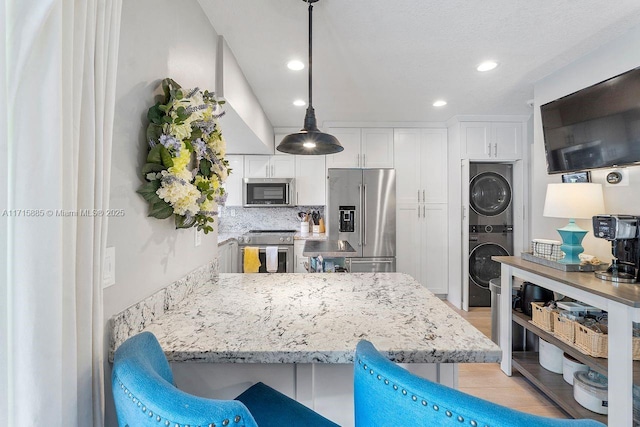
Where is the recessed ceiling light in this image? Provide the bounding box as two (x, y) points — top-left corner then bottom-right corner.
(287, 60), (305, 71)
(477, 61), (498, 72)
(293, 99), (306, 107)
(433, 100), (447, 107)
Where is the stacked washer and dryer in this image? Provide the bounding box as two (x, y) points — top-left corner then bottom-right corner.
(468, 163), (514, 307)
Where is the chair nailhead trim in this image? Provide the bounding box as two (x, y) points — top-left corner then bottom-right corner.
(470, 422), (477, 427)
(222, 419), (229, 426)
(360, 358), (463, 422)
(234, 415), (241, 422)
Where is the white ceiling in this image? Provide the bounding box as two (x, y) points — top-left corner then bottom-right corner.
(198, 0), (640, 127)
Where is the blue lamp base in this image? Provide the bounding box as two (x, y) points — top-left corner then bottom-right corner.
(556, 219), (588, 264)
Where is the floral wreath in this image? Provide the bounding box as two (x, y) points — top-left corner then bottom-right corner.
(137, 78), (230, 233)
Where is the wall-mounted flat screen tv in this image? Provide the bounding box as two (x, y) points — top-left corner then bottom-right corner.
(541, 67), (640, 174)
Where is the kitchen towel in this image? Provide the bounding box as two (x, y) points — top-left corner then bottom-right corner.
(266, 246), (279, 273)
(243, 247), (261, 273)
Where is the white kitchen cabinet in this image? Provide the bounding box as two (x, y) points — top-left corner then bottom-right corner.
(396, 203), (448, 294)
(244, 154), (295, 178)
(295, 155), (326, 206)
(394, 128), (448, 295)
(394, 128), (447, 204)
(325, 127), (394, 168)
(223, 155), (244, 206)
(218, 239), (238, 273)
(461, 122), (522, 160)
(294, 240), (308, 273)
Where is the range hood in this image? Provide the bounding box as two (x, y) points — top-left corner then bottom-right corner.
(216, 36), (274, 154)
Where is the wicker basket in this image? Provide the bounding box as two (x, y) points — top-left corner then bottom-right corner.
(573, 323), (640, 360)
(574, 323), (608, 358)
(530, 302), (556, 332)
(552, 312), (576, 345)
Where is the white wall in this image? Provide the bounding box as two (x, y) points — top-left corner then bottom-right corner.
(105, 0), (220, 319)
(104, 1), (221, 423)
(531, 24), (640, 261)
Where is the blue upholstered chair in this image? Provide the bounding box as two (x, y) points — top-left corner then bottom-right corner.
(112, 331), (338, 427)
(354, 340), (606, 427)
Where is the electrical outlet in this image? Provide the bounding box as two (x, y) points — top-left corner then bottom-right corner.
(230, 209), (236, 217)
(103, 247), (116, 288)
(194, 228), (202, 247)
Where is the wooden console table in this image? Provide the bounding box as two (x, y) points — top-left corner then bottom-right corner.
(494, 256), (640, 426)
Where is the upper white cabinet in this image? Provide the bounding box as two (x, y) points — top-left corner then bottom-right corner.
(223, 155), (244, 206)
(461, 122), (522, 160)
(325, 127), (394, 168)
(295, 155), (326, 206)
(394, 128), (447, 204)
(244, 154), (295, 178)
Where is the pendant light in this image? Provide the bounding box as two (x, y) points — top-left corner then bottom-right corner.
(277, 0), (343, 155)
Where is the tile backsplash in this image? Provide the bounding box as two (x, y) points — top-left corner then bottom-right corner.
(219, 205), (325, 233)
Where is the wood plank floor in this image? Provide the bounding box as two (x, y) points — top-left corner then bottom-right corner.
(447, 304), (568, 419)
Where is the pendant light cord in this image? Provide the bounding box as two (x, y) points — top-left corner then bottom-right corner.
(308, 0), (313, 108)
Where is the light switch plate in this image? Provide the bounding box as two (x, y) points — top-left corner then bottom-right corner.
(103, 247), (116, 288)
(194, 228), (202, 247)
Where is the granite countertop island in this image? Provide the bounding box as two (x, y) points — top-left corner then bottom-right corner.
(111, 272), (500, 364)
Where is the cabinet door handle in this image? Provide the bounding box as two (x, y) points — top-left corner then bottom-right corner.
(265, 167), (269, 178)
(494, 143), (498, 157)
(417, 190), (421, 203)
(488, 143), (492, 157)
(418, 205), (420, 218)
(271, 164), (274, 176)
(296, 191), (299, 206)
(357, 153), (360, 167)
(422, 189), (426, 202)
(422, 205), (426, 217)
(363, 153), (366, 168)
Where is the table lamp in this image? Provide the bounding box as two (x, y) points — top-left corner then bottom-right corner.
(542, 183), (605, 264)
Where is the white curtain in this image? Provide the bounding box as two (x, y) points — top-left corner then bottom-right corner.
(4, 0), (121, 425)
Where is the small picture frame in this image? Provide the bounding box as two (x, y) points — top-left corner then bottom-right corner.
(561, 171), (591, 183)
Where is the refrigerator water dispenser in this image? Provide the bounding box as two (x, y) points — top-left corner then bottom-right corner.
(339, 206), (355, 232)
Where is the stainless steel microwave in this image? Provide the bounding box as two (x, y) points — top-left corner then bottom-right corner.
(243, 178), (295, 207)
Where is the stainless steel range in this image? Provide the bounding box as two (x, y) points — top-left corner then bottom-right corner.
(237, 229), (296, 273)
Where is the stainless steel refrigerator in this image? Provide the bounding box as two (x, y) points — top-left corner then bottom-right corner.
(328, 168), (396, 272)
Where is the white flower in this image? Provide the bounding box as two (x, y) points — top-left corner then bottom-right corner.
(156, 176), (201, 216)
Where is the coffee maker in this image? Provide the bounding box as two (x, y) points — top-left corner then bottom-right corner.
(592, 215), (640, 283)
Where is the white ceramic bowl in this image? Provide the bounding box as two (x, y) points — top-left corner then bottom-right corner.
(573, 370), (608, 415)
(539, 338), (563, 374)
(562, 353), (589, 385)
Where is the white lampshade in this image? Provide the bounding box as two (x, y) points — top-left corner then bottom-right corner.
(543, 183), (605, 219)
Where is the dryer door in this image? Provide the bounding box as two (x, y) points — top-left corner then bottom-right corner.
(469, 172), (512, 217)
(468, 242), (509, 288)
